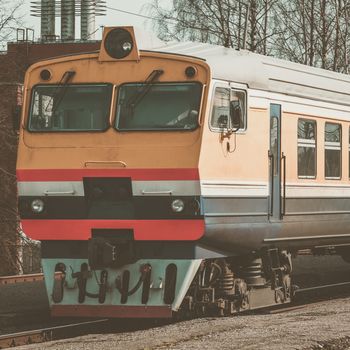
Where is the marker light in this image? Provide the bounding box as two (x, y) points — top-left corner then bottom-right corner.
(31, 199), (44, 213)
(104, 28), (134, 59)
(171, 199), (185, 213)
(40, 69), (52, 81)
(185, 66), (197, 78)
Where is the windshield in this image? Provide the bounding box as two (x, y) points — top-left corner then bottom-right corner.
(28, 84), (112, 132)
(116, 82), (202, 131)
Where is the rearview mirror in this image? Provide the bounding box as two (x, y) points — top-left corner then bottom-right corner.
(230, 101), (242, 130)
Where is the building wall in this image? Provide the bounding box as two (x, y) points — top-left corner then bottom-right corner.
(0, 40), (100, 275)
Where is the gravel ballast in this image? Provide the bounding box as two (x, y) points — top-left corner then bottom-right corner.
(3, 255), (350, 349)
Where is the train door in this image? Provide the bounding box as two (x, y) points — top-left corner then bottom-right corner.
(269, 103), (283, 221)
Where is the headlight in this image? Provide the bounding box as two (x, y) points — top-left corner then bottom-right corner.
(171, 199), (185, 213)
(104, 28), (134, 59)
(31, 199), (44, 213)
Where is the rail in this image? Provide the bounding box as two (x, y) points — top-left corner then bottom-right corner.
(0, 319), (109, 349)
(267, 281), (350, 314)
(0, 273), (44, 285)
(0, 272), (63, 286)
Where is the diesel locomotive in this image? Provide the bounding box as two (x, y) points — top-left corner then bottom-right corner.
(16, 26), (350, 318)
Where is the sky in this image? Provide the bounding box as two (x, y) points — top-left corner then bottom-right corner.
(20, 0), (171, 40)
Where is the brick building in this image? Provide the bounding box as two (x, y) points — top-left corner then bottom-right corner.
(0, 38), (100, 275)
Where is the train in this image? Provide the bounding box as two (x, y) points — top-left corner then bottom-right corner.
(16, 26), (350, 318)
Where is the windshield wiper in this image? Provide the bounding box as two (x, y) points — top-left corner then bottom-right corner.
(124, 69), (164, 117)
(45, 70), (76, 115)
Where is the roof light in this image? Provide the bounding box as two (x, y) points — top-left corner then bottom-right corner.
(104, 28), (134, 59)
(40, 69), (52, 81)
(185, 66), (197, 78)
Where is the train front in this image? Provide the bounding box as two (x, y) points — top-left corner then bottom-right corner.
(16, 27), (209, 318)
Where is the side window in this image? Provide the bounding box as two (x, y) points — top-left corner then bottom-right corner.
(297, 119), (316, 178)
(211, 87), (230, 129)
(210, 87), (246, 131)
(325, 122), (341, 179)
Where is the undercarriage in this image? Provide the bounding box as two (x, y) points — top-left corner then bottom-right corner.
(179, 249), (293, 317)
(45, 244), (293, 318)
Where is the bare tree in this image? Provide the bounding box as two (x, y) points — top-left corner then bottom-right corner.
(149, 0), (279, 53)
(0, 0), (24, 275)
(149, 0), (350, 73)
(0, 0), (24, 49)
(341, 0), (350, 73)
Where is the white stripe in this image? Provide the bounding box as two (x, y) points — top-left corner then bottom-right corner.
(201, 180), (350, 198)
(19, 179), (350, 199)
(287, 183), (350, 198)
(286, 186), (349, 197)
(18, 181), (84, 196)
(201, 180), (268, 197)
(18, 180), (201, 197)
(133, 181), (201, 196)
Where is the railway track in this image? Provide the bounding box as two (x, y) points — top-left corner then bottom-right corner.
(0, 319), (110, 349)
(1, 280), (350, 349)
(267, 281), (350, 314)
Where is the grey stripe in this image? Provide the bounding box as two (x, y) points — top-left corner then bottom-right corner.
(202, 196), (268, 216)
(203, 196), (350, 218)
(285, 197), (350, 215)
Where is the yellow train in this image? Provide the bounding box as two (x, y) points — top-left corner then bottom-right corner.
(16, 26), (350, 318)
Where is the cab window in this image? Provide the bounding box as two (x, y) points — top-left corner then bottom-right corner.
(28, 84), (112, 132)
(116, 82), (202, 131)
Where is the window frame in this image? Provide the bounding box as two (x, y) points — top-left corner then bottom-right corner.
(27, 83), (113, 133)
(209, 83), (247, 133)
(297, 118), (317, 179)
(114, 81), (203, 132)
(324, 122), (342, 180)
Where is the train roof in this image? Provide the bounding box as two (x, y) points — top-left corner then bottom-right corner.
(149, 41), (350, 106)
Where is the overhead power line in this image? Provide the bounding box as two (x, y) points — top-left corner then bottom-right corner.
(105, 6), (226, 37)
(106, 6), (176, 24)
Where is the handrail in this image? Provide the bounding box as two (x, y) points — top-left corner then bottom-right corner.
(268, 150), (274, 217)
(84, 160), (127, 168)
(44, 190), (75, 196)
(281, 152), (286, 218)
(141, 190), (173, 196)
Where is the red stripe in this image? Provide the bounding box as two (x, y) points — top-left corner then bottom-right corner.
(51, 305), (173, 318)
(16, 168), (199, 181)
(21, 219), (205, 241)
